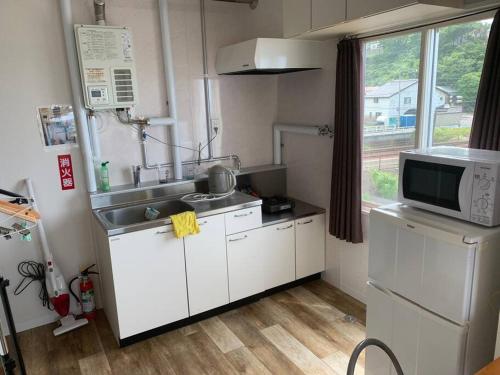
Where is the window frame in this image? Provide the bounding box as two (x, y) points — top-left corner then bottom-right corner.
(360, 12), (494, 210)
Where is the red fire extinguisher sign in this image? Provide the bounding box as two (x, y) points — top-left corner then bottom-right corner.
(57, 154), (75, 191)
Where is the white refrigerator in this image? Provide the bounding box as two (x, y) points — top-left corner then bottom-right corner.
(366, 203), (500, 375)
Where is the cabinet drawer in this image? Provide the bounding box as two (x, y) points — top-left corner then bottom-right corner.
(225, 207), (262, 235)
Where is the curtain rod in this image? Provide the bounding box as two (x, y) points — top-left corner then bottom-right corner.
(353, 5), (499, 40)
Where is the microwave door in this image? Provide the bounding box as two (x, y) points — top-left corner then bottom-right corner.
(400, 158), (473, 220)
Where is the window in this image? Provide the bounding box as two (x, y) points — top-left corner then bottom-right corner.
(362, 18), (492, 208)
(363, 32), (422, 206)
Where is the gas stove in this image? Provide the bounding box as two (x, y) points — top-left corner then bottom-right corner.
(261, 196), (295, 214)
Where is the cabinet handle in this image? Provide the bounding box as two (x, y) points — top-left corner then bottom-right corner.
(110, 238), (120, 242)
(234, 211), (252, 218)
(228, 235), (248, 242)
(276, 224), (293, 231)
(198, 220), (209, 226)
(155, 230), (171, 235)
(298, 219), (313, 225)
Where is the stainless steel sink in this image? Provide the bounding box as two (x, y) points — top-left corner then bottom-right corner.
(101, 200), (194, 227)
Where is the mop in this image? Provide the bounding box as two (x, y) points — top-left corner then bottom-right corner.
(25, 179), (88, 336)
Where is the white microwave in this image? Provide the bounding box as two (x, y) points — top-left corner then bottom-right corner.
(399, 147), (500, 227)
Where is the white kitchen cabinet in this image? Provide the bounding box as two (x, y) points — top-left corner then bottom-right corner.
(283, 0), (311, 38)
(224, 206), (262, 235)
(226, 229), (266, 302)
(109, 225), (189, 339)
(311, 0), (345, 30)
(184, 214), (229, 316)
(295, 213), (326, 279)
(261, 221), (296, 290)
(347, 0), (463, 22)
(346, 0), (402, 21)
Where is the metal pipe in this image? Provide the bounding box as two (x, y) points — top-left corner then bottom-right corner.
(200, 0), (213, 159)
(158, 0), (183, 180)
(59, 0), (97, 192)
(212, 0), (258, 9)
(147, 117), (176, 127)
(273, 123), (334, 165)
(0, 278), (25, 375)
(88, 113), (102, 164)
(94, 0), (106, 25)
(347, 338), (404, 375)
(141, 135), (240, 170)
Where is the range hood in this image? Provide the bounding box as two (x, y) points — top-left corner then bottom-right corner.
(215, 38), (324, 75)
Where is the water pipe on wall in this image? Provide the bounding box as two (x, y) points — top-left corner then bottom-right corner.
(59, 0), (97, 193)
(158, 0), (183, 180)
(139, 0), (242, 175)
(273, 123), (334, 165)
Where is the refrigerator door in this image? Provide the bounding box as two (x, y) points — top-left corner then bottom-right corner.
(369, 209), (476, 324)
(366, 283), (468, 375)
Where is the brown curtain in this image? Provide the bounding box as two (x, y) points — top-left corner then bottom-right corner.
(329, 38), (363, 244)
(469, 10), (500, 150)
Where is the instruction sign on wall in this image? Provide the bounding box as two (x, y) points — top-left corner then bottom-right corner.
(57, 154), (75, 191)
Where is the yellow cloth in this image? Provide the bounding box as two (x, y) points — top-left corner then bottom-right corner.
(170, 211), (200, 239)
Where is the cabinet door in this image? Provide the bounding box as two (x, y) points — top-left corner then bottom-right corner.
(109, 225), (189, 339)
(261, 222), (296, 290)
(296, 214), (326, 279)
(283, 0), (311, 38)
(184, 214), (229, 316)
(227, 229), (265, 302)
(346, 0), (403, 21)
(311, 0), (345, 30)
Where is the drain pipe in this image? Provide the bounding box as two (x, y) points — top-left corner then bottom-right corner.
(94, 0), (106, 25)
(60, 0), (97, 192)
(158, 0), (183, 180)
(273, 123), (334, 165)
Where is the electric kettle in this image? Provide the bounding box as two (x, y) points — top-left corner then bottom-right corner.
(208, 165), (236, 195)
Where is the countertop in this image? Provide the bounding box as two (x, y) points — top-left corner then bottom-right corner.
(476, 358), (500, 375)
(262, 199), (326, 227)
(94, 191), (262, 236)
(189, 191), (262, 218)
(94, 190), (324, 236)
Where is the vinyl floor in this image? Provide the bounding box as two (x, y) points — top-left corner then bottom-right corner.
(6, 280), (366, 375)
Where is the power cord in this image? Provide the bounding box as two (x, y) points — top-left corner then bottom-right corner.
(13, 261), (53, 311)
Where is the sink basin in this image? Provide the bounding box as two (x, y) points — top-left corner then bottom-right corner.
(102, 200), (194, 226)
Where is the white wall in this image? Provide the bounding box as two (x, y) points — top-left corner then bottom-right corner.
(277, 40), (369, 303)
(0, 0), (282, 332)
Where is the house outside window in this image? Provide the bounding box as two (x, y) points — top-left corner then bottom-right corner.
(362, 17), (492, 209)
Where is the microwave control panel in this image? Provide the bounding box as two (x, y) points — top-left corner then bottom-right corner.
(471, 163), (499, 226)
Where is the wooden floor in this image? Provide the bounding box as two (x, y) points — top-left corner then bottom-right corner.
(7, 280), (366, 375)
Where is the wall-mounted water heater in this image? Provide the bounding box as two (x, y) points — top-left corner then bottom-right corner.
(74, 25), (138, 110)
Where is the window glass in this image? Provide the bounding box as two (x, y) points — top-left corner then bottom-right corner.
(362, 32), (422, 207)
(430, 19), (492, 146)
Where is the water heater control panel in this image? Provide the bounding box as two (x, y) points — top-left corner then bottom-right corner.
(74, 25), (138, 110)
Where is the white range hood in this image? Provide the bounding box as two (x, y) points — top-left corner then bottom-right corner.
(215, 38), (324, 75)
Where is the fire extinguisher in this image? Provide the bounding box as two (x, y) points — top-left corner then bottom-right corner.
(69, 264), (99, 320)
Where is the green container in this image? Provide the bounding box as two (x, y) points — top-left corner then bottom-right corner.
(100, 161), (110, 192)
